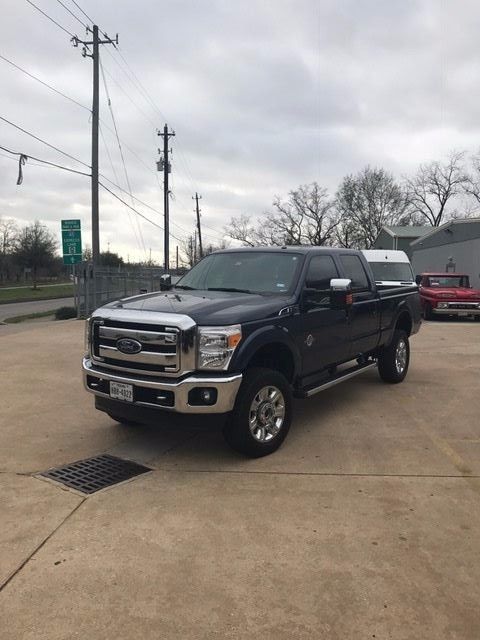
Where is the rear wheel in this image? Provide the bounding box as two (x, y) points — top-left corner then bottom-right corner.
(223, 367), (292, 458)
(378, 330), (410, 384)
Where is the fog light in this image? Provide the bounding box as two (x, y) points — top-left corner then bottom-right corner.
(188, 387), (218, 406)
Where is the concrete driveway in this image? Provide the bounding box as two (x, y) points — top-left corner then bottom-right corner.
(1, 320), (479, 639)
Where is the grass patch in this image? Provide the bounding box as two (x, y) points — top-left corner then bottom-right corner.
(3, 310), (56, 324)
(0, 283), (74, 304)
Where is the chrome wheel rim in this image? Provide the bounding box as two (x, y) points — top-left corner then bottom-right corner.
(395, 339), (408, 374)
(249, 385), (285, 443)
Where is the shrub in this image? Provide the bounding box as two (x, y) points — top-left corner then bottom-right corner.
(55, 306), (77, 320)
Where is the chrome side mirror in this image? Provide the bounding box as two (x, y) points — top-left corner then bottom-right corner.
(330, 278), (352, 310)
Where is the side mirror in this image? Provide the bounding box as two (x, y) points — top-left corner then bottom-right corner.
(415, 275), (422, 286)
(330, 278), (352, 310)
(159, 274), (172, 291)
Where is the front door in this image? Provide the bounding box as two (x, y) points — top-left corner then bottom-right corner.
(299, 254), (351, 376)
(337, 254), (380, 356)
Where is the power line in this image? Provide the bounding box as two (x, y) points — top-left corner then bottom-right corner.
(0, 53), (91, 112)
(99, 59), (147, 256)
(0, 144), (91, 176)
(0, 115), (90, 169)
(99, 182), (166, 232)
(69, 0), (94, 25)
(54, 0), (88, 29)
(25, 0), (75, 37)
(99, 123), (144, 257)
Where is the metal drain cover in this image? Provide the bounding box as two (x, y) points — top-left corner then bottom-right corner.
(40, 454), (151, 494)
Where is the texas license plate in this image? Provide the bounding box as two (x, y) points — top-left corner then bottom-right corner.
(458, 311), (469, 317)
(110, 381), (133, 402)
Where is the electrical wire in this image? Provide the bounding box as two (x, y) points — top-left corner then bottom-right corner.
(0, 53), (91, 112)
(0, 144), (90, 176)
(99, 182), (164, 231)
(54, 0), (88, 30)
(99, 59), (147, 257)
(69, 0), (94, 25)
(25, 0), (75, 37)
(0, 115), (90, 168)
(99, 124), (144, 256)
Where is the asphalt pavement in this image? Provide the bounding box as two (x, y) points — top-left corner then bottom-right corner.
(1, 319), (479, 639)
(0, 297), (75, 322)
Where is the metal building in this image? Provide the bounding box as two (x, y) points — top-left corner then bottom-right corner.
(411, 218), (480, 288)
(373, 226), (430, 258)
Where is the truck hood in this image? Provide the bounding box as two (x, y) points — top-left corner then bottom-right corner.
(102, 289), (294, 324)
(422, 287), (480, 300)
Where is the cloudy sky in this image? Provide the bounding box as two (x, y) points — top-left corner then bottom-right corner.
(1, 0), (480, 264)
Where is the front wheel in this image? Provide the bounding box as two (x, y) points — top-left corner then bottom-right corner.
(223, 367), (292, 458)
(377, 330), (410, 384)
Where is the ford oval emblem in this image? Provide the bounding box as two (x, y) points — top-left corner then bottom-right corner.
(116, 338), (142, 355)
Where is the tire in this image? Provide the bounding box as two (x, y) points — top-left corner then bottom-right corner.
(107, 413), (140, 426)
(377, 330), (410, 384)
(223, 367), (292, 458)
(423, 303), (433, 320)
(474, 316), (480, 322)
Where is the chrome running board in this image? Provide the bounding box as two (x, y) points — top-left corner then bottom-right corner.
(301, 361), (377, 398)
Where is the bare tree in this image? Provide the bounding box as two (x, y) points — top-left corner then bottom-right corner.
(404, 151), (468, 227)
(0, 217), (18, 282)
(463, 151), (480, 213)
(335, 167), (410, 248)
(14, 221), (58, 288)
(226, 183), (338, 247)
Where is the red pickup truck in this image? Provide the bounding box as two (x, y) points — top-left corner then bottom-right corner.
(417, 273), (480, 320)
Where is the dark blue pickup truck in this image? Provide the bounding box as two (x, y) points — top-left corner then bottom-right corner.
(83, 247), (421, 457)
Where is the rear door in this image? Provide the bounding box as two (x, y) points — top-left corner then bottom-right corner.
(300, 254), (351, 375)
(338, 254), (380, 357)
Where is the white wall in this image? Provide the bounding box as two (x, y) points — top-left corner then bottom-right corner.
(412, 238), (480, 288)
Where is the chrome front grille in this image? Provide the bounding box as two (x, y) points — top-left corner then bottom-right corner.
(91, 319), (181, 376)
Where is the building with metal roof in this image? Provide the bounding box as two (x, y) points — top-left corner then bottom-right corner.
(411, 218), (480, 288)
(372, 226), (430, 258)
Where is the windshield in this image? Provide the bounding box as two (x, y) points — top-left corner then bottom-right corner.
(369, 262), (414, 282)
(176, 251), (302, 294)
(427, 276), (470, 288)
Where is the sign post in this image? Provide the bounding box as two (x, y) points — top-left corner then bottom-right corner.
(61, 219), (82, 265)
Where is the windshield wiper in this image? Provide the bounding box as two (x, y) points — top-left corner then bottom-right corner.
(207, 287), (253, 294)
(174, 285), (197, 290)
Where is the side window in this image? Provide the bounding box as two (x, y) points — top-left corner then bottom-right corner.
(339, 255), (370, 291)
(304, 255), (339, 308)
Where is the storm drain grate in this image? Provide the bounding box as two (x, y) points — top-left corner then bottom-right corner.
(40, 454), (152, 494)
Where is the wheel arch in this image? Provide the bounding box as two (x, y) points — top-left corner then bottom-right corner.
(231, 326), (300, 384)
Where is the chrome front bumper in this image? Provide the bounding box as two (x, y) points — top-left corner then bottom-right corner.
(433, 308), (480, 316)
(83, 358), (242, 414)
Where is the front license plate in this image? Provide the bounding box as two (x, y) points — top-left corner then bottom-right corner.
(458, 311), (469, 317)
(110, 381), (134, 402)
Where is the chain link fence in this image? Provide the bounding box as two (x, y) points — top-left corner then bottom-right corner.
(74, 263), (185, 317)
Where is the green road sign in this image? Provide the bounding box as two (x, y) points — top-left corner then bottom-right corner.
(61, 219), (82, 265)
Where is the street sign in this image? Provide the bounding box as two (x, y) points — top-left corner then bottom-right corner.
(61, 219), (82, 265)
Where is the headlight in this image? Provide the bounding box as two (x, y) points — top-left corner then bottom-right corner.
(437, 302), (448, 308)
(84, 317), (91, 355)
(197, 325), (242, 370)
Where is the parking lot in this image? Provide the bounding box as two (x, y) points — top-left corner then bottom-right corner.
(1, 319), (479, 639)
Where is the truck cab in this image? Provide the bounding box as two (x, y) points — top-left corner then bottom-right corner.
(83, 247), (421, 457)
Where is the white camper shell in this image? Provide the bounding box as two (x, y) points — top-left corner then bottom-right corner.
(362, 250), (415, 287)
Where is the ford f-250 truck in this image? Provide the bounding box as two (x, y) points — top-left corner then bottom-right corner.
(83, 247), (421, 457)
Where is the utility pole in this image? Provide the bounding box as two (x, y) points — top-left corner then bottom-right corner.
(176, 245), (179, 271)
(157, 124), (175, 271)
(73, 26), (118, 265)
(193, 193), (203, 259)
